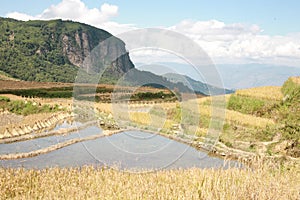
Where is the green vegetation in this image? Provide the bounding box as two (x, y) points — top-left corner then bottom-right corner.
(281, 77), (300, 103)
(278, 78), (300, 146)
(0, 18), (192, 92)
(227, 95), (266, 115)
(132, 91), (175, 101)
(0, 86), (176, 103)
(0, 78), (299, 200)
(256, 78), (300, 147)
(0, 86), (113, 99)
(0, 87), (74, 98)
(0, 95), (10, 102)
(0, 96), (61, 116)
(107, 91), (176, 103)
(0, 18), (114, 82)
(89, 76), (299, 157)
(223, 77), (300, 157)
(0, 70), (17, 80)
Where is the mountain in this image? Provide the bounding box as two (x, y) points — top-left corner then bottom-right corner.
(0, 18), (195, 94)
(0, 17), (134, 83)
(215, 64), (300, 89)
(144, 62), (299, 90)
(163, 73), (234, 95)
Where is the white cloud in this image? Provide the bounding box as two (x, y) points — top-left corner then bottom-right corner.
(99, 21), (137, 35)
(100, 3), (118, 18)
(5, 1), (300, 67)
(6, 12), (37, 21)
(5, 0), (129, 33)
(168, 20), (300, 66)
(38, 0), (119, 24)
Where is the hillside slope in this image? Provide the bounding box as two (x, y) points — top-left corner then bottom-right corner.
(0, 18), (195, 93)
(0, 17), (134, 83)
(163, 73), (234, 95)
(0, 70), (19, 81)
(220, 76), (300, 158)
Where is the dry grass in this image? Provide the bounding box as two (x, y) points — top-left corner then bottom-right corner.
(235, 86), (283, 101)
(291, 76), (300, 85)
(129, 112), (152, 125)
(0, 94), (73, 109)
(0, 112), (23, 126)
(96, 102), (173, 129)
(0, 80), (72, 91)
(194, 95), (232, 105)
(197, 105), (274, 128)
(225, 108), (275, 128)
(0, 72), (18, 81)
(0, 164), (299, 200)
(96, 101), (274, 129)
(95, 102), (177, 114)
(95, 103), (113, 113)
(0, 112), (55, 134)
(179, 97), (275, 137)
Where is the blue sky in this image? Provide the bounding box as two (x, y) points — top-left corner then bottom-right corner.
(1, 0), (300, 67)
(1, 0), (299, 35)
(112, 0), (300, 36)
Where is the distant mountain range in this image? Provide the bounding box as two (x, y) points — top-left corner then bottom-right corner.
(137, 62), (300, 90)
(163, 73), (234, 95)
(215, 64), (300, 89)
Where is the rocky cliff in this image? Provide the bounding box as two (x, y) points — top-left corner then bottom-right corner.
(0, 18), (134, 82)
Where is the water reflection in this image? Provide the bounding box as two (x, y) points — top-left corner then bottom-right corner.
(0, 123), (240, 170)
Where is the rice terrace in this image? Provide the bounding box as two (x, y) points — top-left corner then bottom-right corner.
(0, 1), (300, 199)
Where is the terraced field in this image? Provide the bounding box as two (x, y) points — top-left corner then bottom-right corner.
(0, 77), (299, 200)
(0, 80), (72, 91)
(93, 77), (300, 159)
(236, 86), (283, 101)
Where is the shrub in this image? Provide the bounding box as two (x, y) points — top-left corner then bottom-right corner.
(0, 96), (10, 102)
(281, 77), (300, 104)
(227, 94), (266, 115)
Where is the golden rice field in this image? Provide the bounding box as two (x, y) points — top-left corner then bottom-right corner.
(290, 76), (300, 84)
(96, 100), (274, 129)
(129, 112), (152, 125)
(0, 78), (299, 200)
(194, 95), (232, 104)
(235, 86), (283, 101)
(0, 94), (73, 110)
(0, 163), (299, 200)
(95, 102), (177, 114)
(224, 108), (275, 128)
(196, 105), (274, 128)
(95, 102), (113, 113)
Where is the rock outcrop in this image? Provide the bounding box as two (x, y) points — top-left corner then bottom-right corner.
(0, 18), (134, 82)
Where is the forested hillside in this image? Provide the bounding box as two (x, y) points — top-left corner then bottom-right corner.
(0, 17), (134, 83)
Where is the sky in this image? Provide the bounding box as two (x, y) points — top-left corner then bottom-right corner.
(1, 0), (300, 67)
